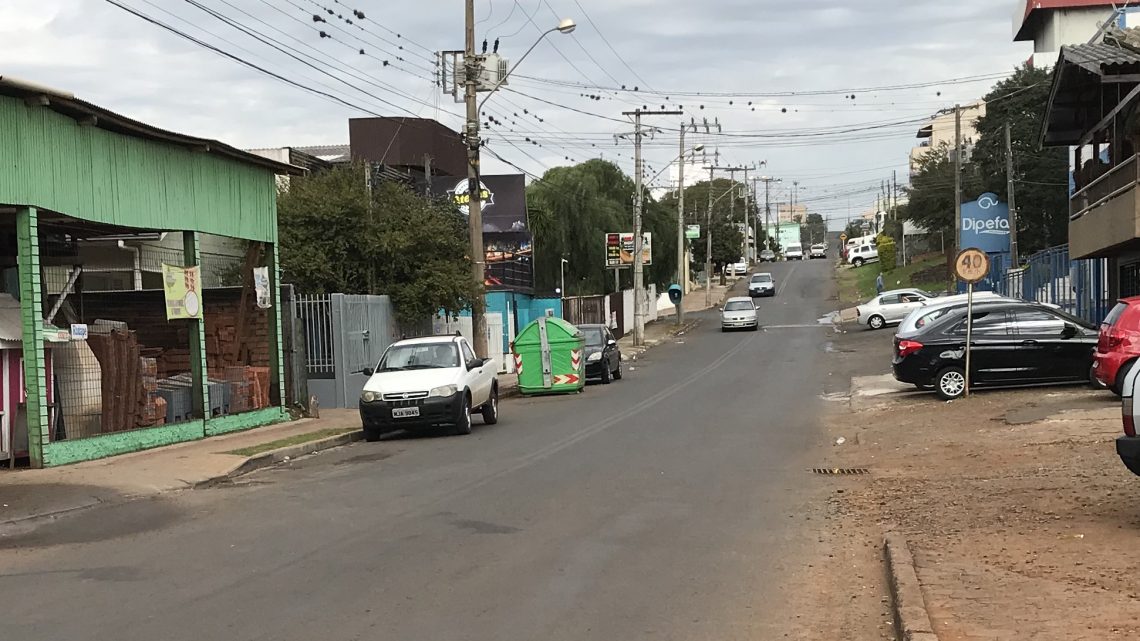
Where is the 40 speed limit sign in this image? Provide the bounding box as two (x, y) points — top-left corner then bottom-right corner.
(955, 248), (990, 284)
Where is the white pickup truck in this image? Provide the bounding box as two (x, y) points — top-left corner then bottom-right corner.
(358, 334), (498, 440)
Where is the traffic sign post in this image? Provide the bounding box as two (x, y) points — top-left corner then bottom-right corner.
(955, 248), (990, 397)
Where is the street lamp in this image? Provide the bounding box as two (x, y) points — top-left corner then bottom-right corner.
(464, 5), (574, 358)
(560, 258), (569, 299)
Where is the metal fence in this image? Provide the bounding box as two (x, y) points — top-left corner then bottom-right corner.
(996, 244), (1111, 325)
(295, 294), (335, 377)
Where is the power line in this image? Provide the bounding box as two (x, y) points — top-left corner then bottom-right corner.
(569, 0), (653, 90)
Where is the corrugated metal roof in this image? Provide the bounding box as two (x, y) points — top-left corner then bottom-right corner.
(0, 75), (303, 176)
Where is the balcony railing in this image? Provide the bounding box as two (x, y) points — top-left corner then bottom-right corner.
(1071, 154), (1138, 221)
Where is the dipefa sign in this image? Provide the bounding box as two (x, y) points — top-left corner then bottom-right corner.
(959, 192), (1010, 254)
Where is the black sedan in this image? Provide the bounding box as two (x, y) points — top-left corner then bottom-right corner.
(892, 301), (1098, 400)
(579, 324), (623, 384)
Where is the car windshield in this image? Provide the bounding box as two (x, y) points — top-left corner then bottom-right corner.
(582, 327), (606, 346)
(724, 301), (753, 311)
(378, 343), (459, 371)
(751, 274), (773, 283)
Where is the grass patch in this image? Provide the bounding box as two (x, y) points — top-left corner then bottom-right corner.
(836, 252), (949, 304)
(226, 428), (357, 457)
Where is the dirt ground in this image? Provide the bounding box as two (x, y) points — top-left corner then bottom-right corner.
(823, 323), (1140, 640)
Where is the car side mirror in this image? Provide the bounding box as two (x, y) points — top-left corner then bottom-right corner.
(1062, 323), (1079, 339)
(360, 367), (374, 376)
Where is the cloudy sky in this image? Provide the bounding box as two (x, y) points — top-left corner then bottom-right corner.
(3, 0), (1036, 227)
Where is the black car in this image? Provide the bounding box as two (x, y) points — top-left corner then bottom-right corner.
(892, 301), (1098, 400)
(579, 324), (623, 384)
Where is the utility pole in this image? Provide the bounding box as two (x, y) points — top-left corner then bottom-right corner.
(757, 176), (780, 252)
(952, 103), (963, 293)
(464, 0), (489, 357)
(676, 120), (699, 324)
(1005, 121), (1019, 267)
(705, 165), (715, 306)
(622, 109), (682, 346)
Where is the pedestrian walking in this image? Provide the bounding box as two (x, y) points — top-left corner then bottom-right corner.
(875, 272), (884, 294)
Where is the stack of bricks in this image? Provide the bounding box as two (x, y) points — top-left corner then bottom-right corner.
(138, 356), (165, 427)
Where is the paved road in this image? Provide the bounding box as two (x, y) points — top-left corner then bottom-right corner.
(0, 259), (839, 640)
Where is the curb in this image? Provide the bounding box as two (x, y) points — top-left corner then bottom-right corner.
(195, 430), (364, 487)
(884, 534), (939, 641)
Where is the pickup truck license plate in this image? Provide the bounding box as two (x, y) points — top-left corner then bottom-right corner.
(392, 407), (420, 419)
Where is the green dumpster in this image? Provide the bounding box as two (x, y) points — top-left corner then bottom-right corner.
(512, 316), (586, 395)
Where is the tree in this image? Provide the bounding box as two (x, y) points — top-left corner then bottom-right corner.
(972, 64), (1069, 255)
(659, 177), (750, 275)
(900, 142), (983, 237)
(528, 159), (677, 295)
(801, 213), (826, 245)
(276, 163), (477, 324)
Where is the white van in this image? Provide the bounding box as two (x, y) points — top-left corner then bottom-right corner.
(784, 243), (805, 260)
(846, 234), (877, 250)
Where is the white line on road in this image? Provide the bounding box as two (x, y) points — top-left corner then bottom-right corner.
(777, 265), (798, 296)
(762, 324), (830, 329)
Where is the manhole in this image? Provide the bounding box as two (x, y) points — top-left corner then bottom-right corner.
(812, 468), (870, 475)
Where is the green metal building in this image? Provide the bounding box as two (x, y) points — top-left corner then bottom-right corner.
(0, 77), (302, 467)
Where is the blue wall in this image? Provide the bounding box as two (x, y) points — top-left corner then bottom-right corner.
(457, 292), (562, 352)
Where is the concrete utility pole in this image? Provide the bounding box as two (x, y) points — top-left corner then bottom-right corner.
(757, 176), (781, 251)
(1005, 121), (1019, 267)
(705, 165), (715, 306)
(464, 0), (488, 357)
(952, 103), (963, 293)
(676, 120), (700, 324)
(623, 109), (682, 347)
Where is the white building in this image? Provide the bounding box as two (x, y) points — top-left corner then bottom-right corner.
(1012, 0), (1138, 67)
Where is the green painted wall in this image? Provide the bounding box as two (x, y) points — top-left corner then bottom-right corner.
(0, 95), (278, 242)
(43, 420), (207, 467)
(17, 207), (48, 467)
(205, 407), (289, 437)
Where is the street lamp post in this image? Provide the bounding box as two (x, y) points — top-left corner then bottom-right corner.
(560, 258), (569, 300)
(465, 3), (574, 357)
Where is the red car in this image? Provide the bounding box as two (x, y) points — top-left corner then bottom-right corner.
(1095, 297), (1140, 394)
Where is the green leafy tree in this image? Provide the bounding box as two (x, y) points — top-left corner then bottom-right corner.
(660, 177), (750, 274)
(800, 213), (827, 245)
(972, 64), (1069, 255)
(900, 143), (983, 237)
(277, 163), (476, 324)
(528, 159), (677, 295)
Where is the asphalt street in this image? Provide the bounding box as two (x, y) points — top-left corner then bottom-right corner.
(0, 259), (841, 640)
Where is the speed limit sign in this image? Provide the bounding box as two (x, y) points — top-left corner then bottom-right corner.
(955, 248), (990, 283)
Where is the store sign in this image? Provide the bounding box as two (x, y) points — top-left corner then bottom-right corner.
(685, 224), (701, 240)
(448, 178), (494, 216)
(605, 232), (652, 267)
(959, 192), (1011, 254)
(161, 264), (203, 320)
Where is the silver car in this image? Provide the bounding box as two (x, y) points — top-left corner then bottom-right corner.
(721, 297), (759, 331)
(856, 288), (934, 330)
(748, 272), (776, 297)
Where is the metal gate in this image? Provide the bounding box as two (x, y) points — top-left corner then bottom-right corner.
(997, 244), (1110, 325)
(562, 295), (607, 326)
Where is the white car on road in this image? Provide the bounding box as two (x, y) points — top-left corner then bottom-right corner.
(784, 244), (805, 260)
(358, 335), (498, 440)
(727, 260), (749, 276)
(721, 297), (759, 331)
(809, 244), (827, 259)
(856, 288), (934, 330)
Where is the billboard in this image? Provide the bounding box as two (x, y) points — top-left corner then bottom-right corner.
(959, 192), (1011, 254)
(430, 174), (532, 291)
(605, 232), (652, 267)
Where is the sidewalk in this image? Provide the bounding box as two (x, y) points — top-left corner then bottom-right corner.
(0, 408), (365, 528)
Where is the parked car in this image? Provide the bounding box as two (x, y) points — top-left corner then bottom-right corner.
(579, 324), (622, 384)
(1094, 297), (1140, 394)
(1117, 362), (1140, 475)
(856, 289), (934, 330)
(727, 259), (748, 276)
(785, 243), (806, 260)
(892, 301), (1098, 400)
(721, 297), (759, 331)
(759, 249), (777, 263)
(358, 334), (498, 440)
(809, 244), (827, 259)
(748, 272), (776, 297)
(895, 292), (1008, 338)
(848, 244), (879, 267)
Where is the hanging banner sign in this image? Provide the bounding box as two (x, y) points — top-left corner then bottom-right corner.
(161, 264), (203, 320)
(604, 232), (652, 267)
(253, 267), (272, 309)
